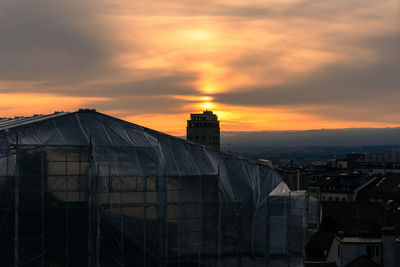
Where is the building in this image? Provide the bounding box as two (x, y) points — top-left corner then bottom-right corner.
(347, 151), (400, 174)
(0, 109), (317, 266)
(355, 172), (400, 203)
(186, 110), (220, 149)
(308, 174), (369, 202)
(326, 229), (399, 267)
(305, 201), (400, 266)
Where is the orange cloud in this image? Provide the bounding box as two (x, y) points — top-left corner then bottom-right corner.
(0, 0), (398, 135)
(0, 93), (109, 117)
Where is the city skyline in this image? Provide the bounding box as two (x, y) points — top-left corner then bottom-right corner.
(0, 0), (399, 136)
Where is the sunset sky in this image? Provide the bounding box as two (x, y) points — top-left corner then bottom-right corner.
(0, 0), (399, 135)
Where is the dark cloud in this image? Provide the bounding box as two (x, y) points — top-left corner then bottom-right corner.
(0, 0), (113, 83)
(213, 31), (400, 122)
(86, 74), (199, 97)
(93, 95), (188, 114)
(0, 73), (199, 97)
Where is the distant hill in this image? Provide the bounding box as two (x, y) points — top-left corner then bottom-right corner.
(218, 128), (400, 164)
(221, 128), (400, 148)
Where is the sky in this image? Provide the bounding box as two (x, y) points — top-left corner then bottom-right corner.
(0, 0), (399, 136)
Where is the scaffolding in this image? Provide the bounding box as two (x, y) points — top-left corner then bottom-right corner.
(0, 110), (319, 266)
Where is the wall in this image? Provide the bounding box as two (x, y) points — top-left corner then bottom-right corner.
(340, 242), (381, 266)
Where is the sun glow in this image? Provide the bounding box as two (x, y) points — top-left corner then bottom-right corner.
(202, 102), (214, 110)
(182, 29), (216, 41)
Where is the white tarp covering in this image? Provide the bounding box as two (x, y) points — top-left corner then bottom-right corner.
(0, 110), (319, 266)
(268, 189), (320, 263)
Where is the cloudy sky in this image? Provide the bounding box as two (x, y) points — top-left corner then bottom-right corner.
(0, 0), (399, 135)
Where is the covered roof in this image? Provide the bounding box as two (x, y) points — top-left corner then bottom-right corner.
(0, 109), (283, 203)
(0, 112), (68, 131)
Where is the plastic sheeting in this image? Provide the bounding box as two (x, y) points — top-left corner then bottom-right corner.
(0, 110), (319, 266)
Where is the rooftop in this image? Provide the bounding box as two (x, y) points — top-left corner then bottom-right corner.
(0, 112), (68, 131)
(320, 201), (400, 237)
(357, 172), (400, 200)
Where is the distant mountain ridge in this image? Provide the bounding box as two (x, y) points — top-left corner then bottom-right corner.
(220, 127), (400, 148)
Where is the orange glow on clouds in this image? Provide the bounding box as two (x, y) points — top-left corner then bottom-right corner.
(0, 0), (399, 136)
(121, 100), (400, 136)
(0, 93), (109, 117)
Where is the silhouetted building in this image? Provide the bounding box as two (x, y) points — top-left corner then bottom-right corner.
(186, 110), (220, 149)
(308, 174), (369, 202)
(356, 172), (400, 202)
(0, 109), (317, 266)
(306, 201), (400, 266)
(347, 152), (400, 174)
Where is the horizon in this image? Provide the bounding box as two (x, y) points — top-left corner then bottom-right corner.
(3, 109), (400, 137)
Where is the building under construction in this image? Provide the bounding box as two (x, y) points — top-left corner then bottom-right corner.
(0, 110), (319, 266)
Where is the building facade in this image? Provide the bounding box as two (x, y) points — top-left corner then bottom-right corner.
(308, 174), (368, 202)
(326, 229), (399, 267)
(186, 110), (220, 149)
(347, 151), (400, 174)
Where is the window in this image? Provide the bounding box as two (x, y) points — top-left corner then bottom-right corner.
(367, 245), (379, 258)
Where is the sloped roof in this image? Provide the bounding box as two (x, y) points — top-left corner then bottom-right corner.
(357, 173), (400, 200)
(307, 232), (336, 250)
(0, 112), (67, 131)
(346, 255), (380, 267)
(320, 202), (386, 237)
(0, 109), (284, 203)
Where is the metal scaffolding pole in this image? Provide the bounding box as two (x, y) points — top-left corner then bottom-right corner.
(287, 191), (291, 265)
(66, 147), (70, 267)
(235, 204), (242, 267)
(217, 164), (222, 267)
(303, 194), (309, 264)
(265, 196), (270, 267)
(40, 148), (45, 267)
(251, 192), (256, 266)
(120, 186), (124, 266)
(199, 174), (203, 267)
(78, 148), (82, 202)
(96, 164), (101, 267)
(178, 174), (182, 267)
(156, 170), (168, 267)
(164, 171), (168, 267)
(143, 175), (147, 267)
(14, 133), (19, 267)
(88, 138), (93, 267)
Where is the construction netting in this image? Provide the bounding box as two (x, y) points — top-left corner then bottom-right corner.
(0, 110), (320, 266)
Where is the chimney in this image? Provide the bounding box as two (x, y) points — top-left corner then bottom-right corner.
(337, 231), (344, 239)
(382, 226), (396, 267)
